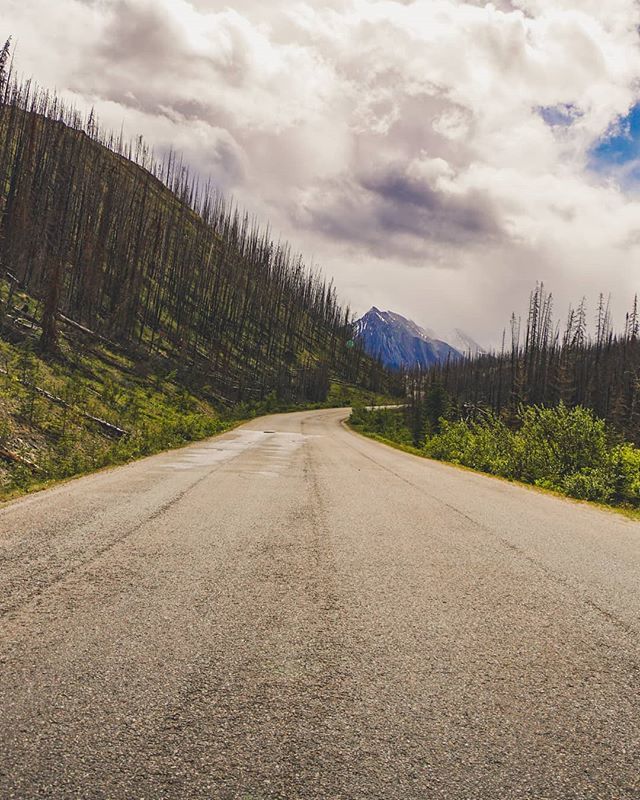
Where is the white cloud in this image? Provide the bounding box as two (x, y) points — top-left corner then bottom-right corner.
(3, 0), (640, 343)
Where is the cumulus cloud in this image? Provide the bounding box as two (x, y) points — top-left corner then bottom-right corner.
(3, 0), (640, 342)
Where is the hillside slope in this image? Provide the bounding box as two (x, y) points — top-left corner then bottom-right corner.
(0, 275), (396, 501)
(0, 49), (398, 498)
(0, 55), (386, 405)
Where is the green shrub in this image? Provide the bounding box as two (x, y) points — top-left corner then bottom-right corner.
(510, 404), (609, 485)
(350, 397), (639, 510)
(349, 402), (369, 427)
(423, 402), (638, 508)
(427, 414), (515, 475)
(425, 420), (474, 464)
(350, 407), (413, 445)
(610, 444), (640, 506)
(551, 468), (616, 502)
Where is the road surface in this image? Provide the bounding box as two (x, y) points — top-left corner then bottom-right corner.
(1, 408), (639, 799)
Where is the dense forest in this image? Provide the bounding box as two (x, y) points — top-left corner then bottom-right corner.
(0, 40), (388, 406)
(407, 284), (640, 445)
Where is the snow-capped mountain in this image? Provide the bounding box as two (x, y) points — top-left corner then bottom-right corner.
(353, 307), (463, 370)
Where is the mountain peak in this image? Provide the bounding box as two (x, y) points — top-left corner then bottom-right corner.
(353, 308), (462, 370)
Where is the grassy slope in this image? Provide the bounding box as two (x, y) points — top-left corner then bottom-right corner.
(0, 329), (230, 502)
(347, 420), (640, 522)
(0, 281), (393, 502)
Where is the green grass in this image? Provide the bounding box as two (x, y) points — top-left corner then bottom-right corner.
(0, 332), (239, 502)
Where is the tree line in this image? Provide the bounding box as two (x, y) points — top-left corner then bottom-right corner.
(404, 284), (640, 444)
(0, 40), (388, 404)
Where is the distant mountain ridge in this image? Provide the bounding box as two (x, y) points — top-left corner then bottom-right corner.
(424, 326), (486, 358)
(353, 307), (467, 370)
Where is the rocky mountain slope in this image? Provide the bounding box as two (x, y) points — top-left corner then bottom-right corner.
(354, 308), (463, 370)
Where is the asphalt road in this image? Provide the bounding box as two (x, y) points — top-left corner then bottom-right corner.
(1, 407), (639, 799)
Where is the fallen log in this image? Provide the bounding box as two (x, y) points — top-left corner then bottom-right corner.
(3, 298), (122, 353)
(57, 313), (121, 350)
(0, 446), (41, 472)
(0, 368), (129, 439)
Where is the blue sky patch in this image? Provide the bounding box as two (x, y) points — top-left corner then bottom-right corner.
(591, 103), (640, 167)
(589, 103), (640, 188)
(537, 103), (582, 128)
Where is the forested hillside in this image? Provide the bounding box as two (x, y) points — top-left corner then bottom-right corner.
(0, 41), (397, 499)
(0, 41), (386, 406)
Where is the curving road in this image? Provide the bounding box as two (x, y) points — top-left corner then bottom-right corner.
(1, 407), (639, 799)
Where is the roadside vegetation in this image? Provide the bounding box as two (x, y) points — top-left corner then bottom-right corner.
(0, 328), (230, 501)
(350, 391), (640, 512)
(351, 283), (640, 514)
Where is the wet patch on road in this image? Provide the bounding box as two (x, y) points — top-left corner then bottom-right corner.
(158, 430), (310, 480)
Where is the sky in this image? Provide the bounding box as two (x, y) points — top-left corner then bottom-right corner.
(3, 0), (640, 344)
